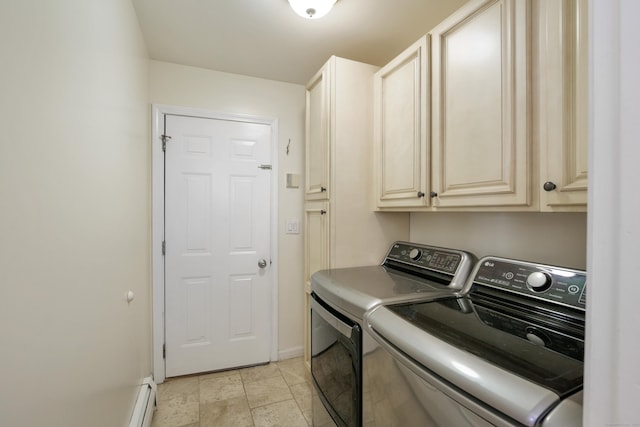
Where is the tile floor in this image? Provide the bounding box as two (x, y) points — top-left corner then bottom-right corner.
(151, 357), (315, 427)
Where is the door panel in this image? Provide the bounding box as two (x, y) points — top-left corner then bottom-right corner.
(374, 37), (429, 208)
(431, 0), (531, 208)
(304, 202), (329, 285)
(305, 67), (330, 200)
(165, 114), (272, 377)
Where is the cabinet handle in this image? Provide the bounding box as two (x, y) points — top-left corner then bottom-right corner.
(417, 192), (425, 198)
(320, 186), (327, 192)
(543, 182), (557, 192)
(430, 191), (438, 198)
(320, 210), (327, 215)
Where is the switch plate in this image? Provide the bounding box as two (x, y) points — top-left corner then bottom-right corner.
(286, 219), (300, 234)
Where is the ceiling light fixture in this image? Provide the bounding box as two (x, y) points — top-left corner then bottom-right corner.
(288, 0), (338, 19)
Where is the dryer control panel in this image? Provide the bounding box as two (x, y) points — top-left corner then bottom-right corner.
(385, 242), (463, 274)
(471, 257), (587, 310)
(382, 241), (476, 290)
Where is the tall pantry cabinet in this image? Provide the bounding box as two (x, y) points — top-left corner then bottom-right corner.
(303, 56), (409, 364)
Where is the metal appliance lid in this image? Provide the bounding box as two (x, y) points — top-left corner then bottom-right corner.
(310, 241), (476, 320)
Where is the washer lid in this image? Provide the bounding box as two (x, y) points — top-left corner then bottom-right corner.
(366, 296), (584, 427)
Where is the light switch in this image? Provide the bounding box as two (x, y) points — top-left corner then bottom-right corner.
(286, 219), (300, 234)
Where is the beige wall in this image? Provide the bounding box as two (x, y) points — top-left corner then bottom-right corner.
(411, 212), (587, 269)
(149, 60), (307, 357)
(0, 1), (150, 426)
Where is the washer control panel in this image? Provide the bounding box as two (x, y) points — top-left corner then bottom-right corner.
(472, 257), (587, 310)
(385, 242), (463, 274)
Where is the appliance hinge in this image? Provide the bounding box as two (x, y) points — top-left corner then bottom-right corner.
(161, 134), (172, 152)
(258, 164), (272, 170)
(162, 344), (166, 359)
(162, 241), (166, 256)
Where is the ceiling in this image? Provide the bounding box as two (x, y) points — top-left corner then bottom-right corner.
(131, 0), (469, 85)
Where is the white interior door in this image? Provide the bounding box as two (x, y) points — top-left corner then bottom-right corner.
(164, 114), (272, 377)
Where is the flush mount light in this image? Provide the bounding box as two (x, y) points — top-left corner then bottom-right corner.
(288, 0), (338, 19)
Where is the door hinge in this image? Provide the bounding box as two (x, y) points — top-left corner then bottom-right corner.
(258, 164), (272, 170)
(161, 134), (172, 152)
(162, 344), (166, 359)
(162, 241), (166, 256)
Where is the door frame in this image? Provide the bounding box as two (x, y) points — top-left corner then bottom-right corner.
(151, 104), (279, 383)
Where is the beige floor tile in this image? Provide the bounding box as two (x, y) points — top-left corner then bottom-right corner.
(200, 396), (253, 427)
(200, 373), (245, 404)
(251, 399), (308, 427)
(151, 393), (199, 427)
(153, 357), (317, 427)
(244, 375), (293, 409)
(157, 376), (199, 402)
(277, 358), (311, 386)
(238, 362), (281, 383)
(289, 382), (313, 413)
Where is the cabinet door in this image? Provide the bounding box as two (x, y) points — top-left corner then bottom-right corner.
(431, 0), (531, 208)
(304, 202), (329, 285)
(305, 65), (330, 201)
(374, 37), (429, 208)
(538, 0), (588, 211)
(303, 201), (329, 368)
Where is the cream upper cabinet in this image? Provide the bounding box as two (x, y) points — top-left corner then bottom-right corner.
(430, 0), (532, 209)
(537, 0), (588, 211)
(305, 66), (329, 201)
(373, 37), (429, 209)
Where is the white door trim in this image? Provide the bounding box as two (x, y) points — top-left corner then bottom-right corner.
(151, 104), (279, 383)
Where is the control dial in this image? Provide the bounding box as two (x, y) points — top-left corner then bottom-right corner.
(527, 271), (553, 292)
(408, 248), (423, 261)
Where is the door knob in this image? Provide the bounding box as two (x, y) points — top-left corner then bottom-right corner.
(258, 259), (268, 269)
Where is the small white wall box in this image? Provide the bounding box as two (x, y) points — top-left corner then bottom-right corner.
(286, 173), (300, 188)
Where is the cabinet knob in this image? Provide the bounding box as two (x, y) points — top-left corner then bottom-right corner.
(320, 210), (327, 215)
(417, 191), (425, 198)
(320, 186), (327, 192)
(543, 181), (557, 192)
(430, 191), (438, 198)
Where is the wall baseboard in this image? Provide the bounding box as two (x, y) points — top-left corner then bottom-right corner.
(129, 377), (156, 427)
(278, 346), (304, 361)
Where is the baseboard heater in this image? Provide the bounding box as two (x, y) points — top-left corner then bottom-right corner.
(129, 376), (157, 427)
